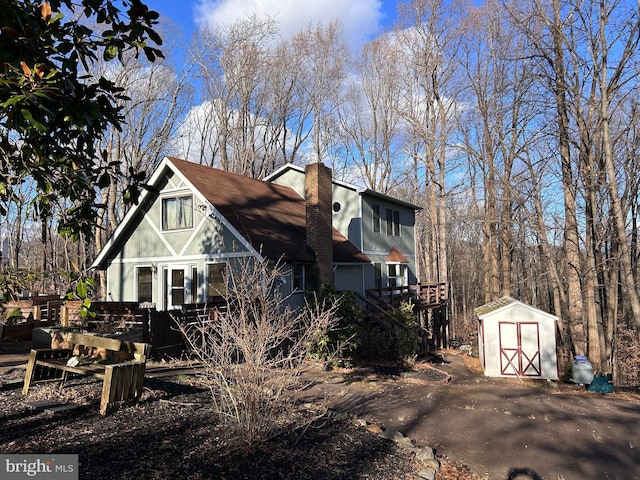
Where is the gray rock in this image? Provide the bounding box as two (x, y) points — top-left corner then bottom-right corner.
(379, 429), (406, 442)
(414, 447), (435, 463)
(415, 467), (437, 480)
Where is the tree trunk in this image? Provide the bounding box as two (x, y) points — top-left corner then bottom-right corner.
(597, 0), (640, 334)
(550, 0), (586, 355)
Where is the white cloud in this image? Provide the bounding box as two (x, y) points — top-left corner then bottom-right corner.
(194, 0), (384, 48)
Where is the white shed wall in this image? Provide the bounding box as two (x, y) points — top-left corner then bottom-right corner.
(478, 302), (558, 380)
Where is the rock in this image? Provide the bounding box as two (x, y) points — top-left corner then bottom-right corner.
(415, 447), (440, 471)
(354, 418), (368, 427)
(415, 467), (437, 480)
(379, 429), (406, 442)
(396, 436), (416, 449)
(415, 447), (435, 463)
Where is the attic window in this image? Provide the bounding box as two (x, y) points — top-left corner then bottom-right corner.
(332, 202), (341, 213)
(162, 195), (193, 231)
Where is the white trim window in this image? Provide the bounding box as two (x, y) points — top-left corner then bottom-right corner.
(162, 195), (193, 231)
(386, 208), (401, 236)
(387, 263), (407, 287)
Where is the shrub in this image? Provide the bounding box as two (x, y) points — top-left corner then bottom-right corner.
(353, 300), (420, 366)
(388, 301), (420, 366)
(307, 284), (362, 366)
(179, 257), (341, 449)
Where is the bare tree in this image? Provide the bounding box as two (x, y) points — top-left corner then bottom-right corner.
(191, 15), (296, 177)
(592, 0), (640, 337)
(503, 0), (640, 370)
(505, 0), (588, 355)
(396, 0), (465, 284)
(293, 21), (349, 164)
(458, 0), (540, 302)
(335, 35), (405, 192)
(268, 38), (315, 165)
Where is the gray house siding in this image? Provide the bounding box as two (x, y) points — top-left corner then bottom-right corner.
(332, 184), (362, 250)
(361, 195), (417, 290)
(267, 167), (306, 197)
(266, 165), (419, 293)
(267, 166), (364, 251)
(334, 265), (364, 293)
(267, 166), (369, 295)
(103, 180), (251, 307)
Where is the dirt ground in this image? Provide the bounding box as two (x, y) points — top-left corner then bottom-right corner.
(0, 341), (456, 479)
(300, 352), (640, 480)
(2, 342), (639, 480)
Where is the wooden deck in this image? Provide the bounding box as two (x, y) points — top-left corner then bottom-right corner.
(365, 283), (448, 311)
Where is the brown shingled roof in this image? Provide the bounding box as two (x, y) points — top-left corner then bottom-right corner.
(386, 246), (409, 263)
(168, 157), (369, 265)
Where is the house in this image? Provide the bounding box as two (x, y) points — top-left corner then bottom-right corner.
(265, 163), (420, 293)
(475, 297), (559, 380)
(91, 157), (421, 310)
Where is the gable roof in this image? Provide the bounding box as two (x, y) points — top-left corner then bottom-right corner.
(169, 157), (314, 263)
(93, 157), (369, 268)
(386, 246), (409, 263)
(265, 163), (422, 211)
(474, 296), (518, 316)
(474, 296), (558, 321)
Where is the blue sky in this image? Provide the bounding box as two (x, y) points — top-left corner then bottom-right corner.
(146, 0), (400, 48)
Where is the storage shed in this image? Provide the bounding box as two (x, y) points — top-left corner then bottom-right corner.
(475, 297), (559, 380)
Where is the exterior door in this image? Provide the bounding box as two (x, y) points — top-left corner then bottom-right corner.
(165, 266), (188, 310)
(499, 322), (541, 377)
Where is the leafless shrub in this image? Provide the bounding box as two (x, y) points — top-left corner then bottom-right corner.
(614, 325), (640, 387)
(178, 257), (341, 448)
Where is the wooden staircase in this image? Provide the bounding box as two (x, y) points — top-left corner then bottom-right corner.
(360, 283), (449, 349)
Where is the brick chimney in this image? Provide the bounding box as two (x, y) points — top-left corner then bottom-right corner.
(305, 162), (334, 292)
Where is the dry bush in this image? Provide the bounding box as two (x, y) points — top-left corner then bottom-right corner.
(614, 325), (640, 387)
(179, 257), (341, 448)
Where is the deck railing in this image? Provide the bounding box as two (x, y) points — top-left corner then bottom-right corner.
(366, 282), (447, 310)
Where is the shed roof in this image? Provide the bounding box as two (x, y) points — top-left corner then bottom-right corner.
(474, 296), (518, 316)
(474, 296), (558, 321)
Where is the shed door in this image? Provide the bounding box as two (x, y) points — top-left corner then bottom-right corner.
(499, 322), (541, 377)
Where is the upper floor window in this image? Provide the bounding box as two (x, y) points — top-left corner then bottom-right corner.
(162, 195), (193, 231)
(373, 204), (381, 233)
(385, 208), (401, 236)
(393, 210), (400, 236)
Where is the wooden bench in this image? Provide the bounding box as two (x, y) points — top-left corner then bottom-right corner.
(22, 332), (151, 415)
